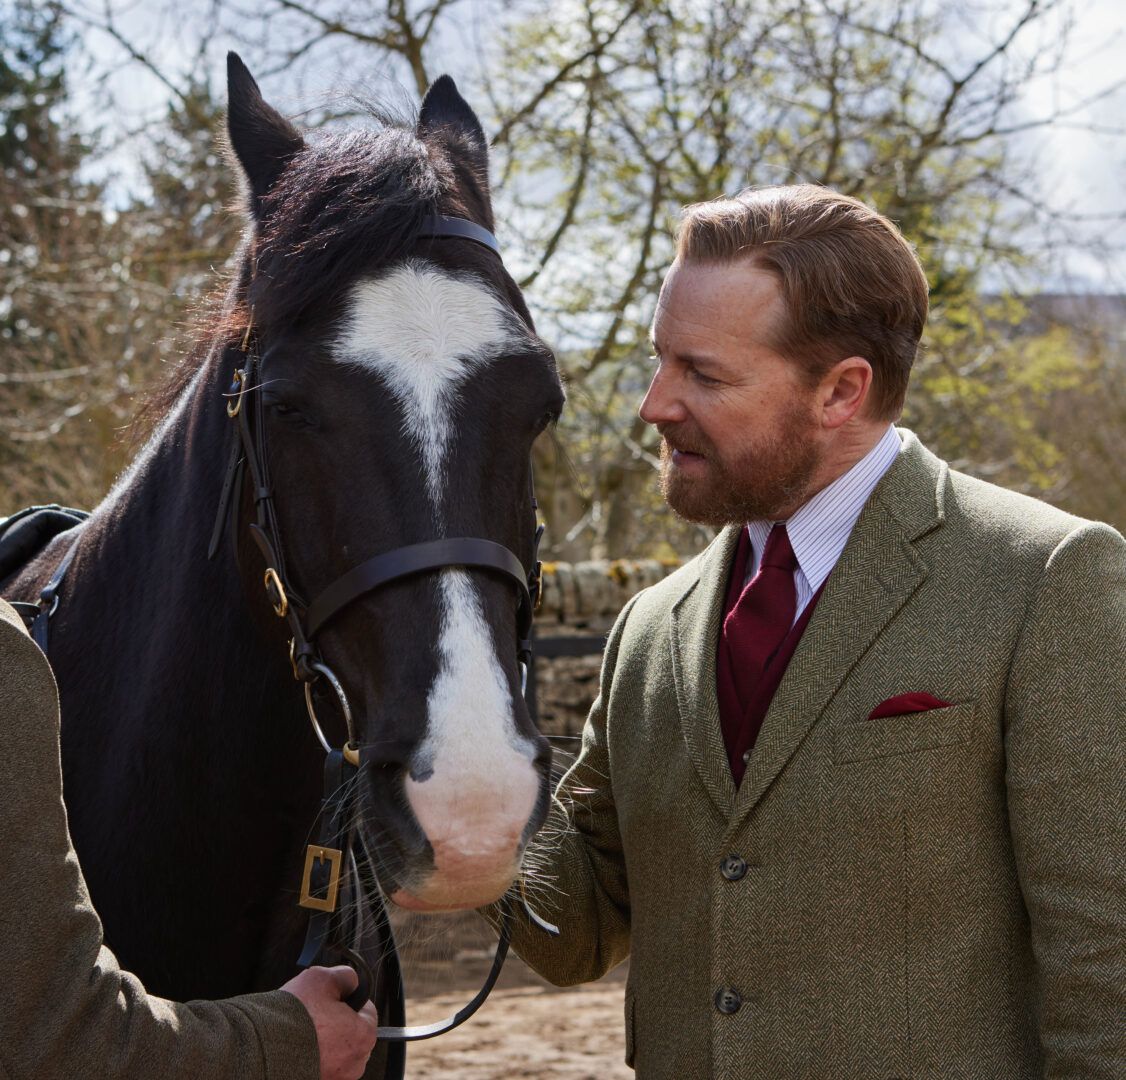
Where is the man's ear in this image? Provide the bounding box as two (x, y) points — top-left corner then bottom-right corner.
(417, 74), (488, 179)
(819, 356), (873, 429)
(226, 51), (304, 218)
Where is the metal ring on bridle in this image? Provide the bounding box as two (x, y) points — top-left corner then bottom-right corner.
(303, 661), (354, 756)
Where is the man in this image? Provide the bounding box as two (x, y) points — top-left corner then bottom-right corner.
(0, 595), (377, 1079)
(503, 186), (1126, 1077)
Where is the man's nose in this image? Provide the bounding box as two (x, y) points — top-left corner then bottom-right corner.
(639, 366), (684, 425)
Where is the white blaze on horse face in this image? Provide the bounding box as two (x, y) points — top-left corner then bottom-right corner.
(335, 259), (539, 908)
(398, 569), (541, 909)
(333, 259), (524, 505)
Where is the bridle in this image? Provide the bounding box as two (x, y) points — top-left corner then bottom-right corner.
(207, 213), (558, 1042)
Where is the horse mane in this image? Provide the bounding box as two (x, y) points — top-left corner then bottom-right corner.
(133, 108), (491, 440)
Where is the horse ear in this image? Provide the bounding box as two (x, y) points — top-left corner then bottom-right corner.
(418, 75), (488, 175)
(226, 51), (304, 216)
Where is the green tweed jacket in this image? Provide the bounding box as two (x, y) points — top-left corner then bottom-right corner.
(0, 599), (320, 1080)
(508, 430), (1126, 1079)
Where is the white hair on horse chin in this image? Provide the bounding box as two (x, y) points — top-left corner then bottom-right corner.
(331, 258), (526, 508)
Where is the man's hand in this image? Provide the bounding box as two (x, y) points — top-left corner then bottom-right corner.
(281, 965), (378, 1080)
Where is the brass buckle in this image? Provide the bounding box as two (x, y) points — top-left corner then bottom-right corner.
(264, 567), (288, 617)
(299, 845), (343, 912)
(227, 368), (247, 418)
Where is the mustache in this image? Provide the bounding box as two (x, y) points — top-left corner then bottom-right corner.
(657, 424), (711, 457)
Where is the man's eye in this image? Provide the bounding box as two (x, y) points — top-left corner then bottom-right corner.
(691, 368), (721, 386)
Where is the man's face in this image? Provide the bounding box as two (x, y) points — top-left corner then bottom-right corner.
(640, 258), (823, 525)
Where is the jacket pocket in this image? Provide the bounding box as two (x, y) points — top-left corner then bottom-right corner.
(624, 987), (636, 1068)
(833, 701), (974, 764)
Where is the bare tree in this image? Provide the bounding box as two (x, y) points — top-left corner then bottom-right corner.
(8, 0), (1124, 548)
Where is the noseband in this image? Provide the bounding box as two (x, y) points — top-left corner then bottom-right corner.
(208, 214), (556, 1044)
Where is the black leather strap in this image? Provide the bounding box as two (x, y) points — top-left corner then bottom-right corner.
(375, 900), (512, 1041)
(207, 411), (244, 560)
(32, 538), (80, 653)
(304, 537), (532, 639)
(417, 215), (501, 256)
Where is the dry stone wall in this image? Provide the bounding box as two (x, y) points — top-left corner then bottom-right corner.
(531, 559), (679, 743)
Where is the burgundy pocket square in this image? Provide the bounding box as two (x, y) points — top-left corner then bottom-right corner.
(868, 693), (952, 720)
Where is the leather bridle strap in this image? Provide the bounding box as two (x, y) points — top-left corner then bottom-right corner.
(418, 214), (502, 256)
(305, 537), (533, 645)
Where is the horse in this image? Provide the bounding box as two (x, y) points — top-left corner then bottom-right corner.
(3, 53), (563, 1075)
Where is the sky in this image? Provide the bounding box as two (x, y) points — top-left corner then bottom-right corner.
(64, 0), (1126, 293)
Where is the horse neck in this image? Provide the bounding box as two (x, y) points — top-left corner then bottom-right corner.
(54, 355), (302, 759)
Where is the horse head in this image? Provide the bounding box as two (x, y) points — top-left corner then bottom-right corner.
(222, 55), (563, 913)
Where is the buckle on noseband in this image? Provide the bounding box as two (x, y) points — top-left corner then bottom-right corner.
(299, 844), (344, 912)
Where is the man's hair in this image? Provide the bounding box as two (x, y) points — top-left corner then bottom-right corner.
(676, 185), (929, 420)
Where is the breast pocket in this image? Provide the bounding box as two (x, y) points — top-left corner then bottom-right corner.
(832, 701), (975, 764)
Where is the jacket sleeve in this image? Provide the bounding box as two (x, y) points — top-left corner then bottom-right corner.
(0, 601), (321, 1080)
(488, 591), (644, 987)
(1003, 522), (1126, 1079)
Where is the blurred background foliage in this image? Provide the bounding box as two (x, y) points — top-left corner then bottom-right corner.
(1, 0), (1123, 558)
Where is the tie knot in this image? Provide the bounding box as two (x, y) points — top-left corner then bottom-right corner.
(759, 524), (796, 572)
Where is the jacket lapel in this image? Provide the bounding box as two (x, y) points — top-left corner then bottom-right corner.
(727, 430), (948, 829)
(669, 525), (742, 817)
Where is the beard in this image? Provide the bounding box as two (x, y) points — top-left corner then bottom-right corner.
(657, 406), (821, 525)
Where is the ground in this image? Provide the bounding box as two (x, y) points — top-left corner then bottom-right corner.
(394, 912), (631, 1079)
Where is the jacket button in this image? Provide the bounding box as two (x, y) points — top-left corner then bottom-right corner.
(720, 854), (748, 881)
(714, 988), (742, 1015)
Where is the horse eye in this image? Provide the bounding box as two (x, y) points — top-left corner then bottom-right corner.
(267, 400), (311, 426)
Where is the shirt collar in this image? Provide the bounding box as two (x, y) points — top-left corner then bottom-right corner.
(745, 424), (901, 590)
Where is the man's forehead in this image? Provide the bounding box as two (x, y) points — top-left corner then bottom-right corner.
(654, 258), (786, 342)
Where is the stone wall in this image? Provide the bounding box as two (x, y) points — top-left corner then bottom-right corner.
(530, 558), (679, 742)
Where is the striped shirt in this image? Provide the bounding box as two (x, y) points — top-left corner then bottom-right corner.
(745, 424), (901, 621)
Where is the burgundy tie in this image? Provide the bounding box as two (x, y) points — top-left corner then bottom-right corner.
(722, 524), (798, 711)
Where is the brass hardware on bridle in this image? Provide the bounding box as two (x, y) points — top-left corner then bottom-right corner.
(299, 844), (344, 913)
(226, 368), (247, 418)
(263, 567), (288, 617)
(226, 308), (255, 418)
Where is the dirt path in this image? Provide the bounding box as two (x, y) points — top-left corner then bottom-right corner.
(406, 969), (631, 1079)
(391, 912), (631, 1078)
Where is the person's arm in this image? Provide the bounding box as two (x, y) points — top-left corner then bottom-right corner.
(1004, 522), (1126, 1079)
(0, 602), (373, 1080)
(490, 592), (643, 986)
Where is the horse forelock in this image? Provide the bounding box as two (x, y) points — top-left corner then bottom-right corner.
(135, 114), (499, 439)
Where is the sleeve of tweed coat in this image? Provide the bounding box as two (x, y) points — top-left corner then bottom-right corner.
(492, 592), (643, 986)
(1003, 522), (1126, 1079)
(0, 603), (321, 1080)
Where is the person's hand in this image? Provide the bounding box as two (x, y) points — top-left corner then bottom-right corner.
(281, 965), (378, 1080)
